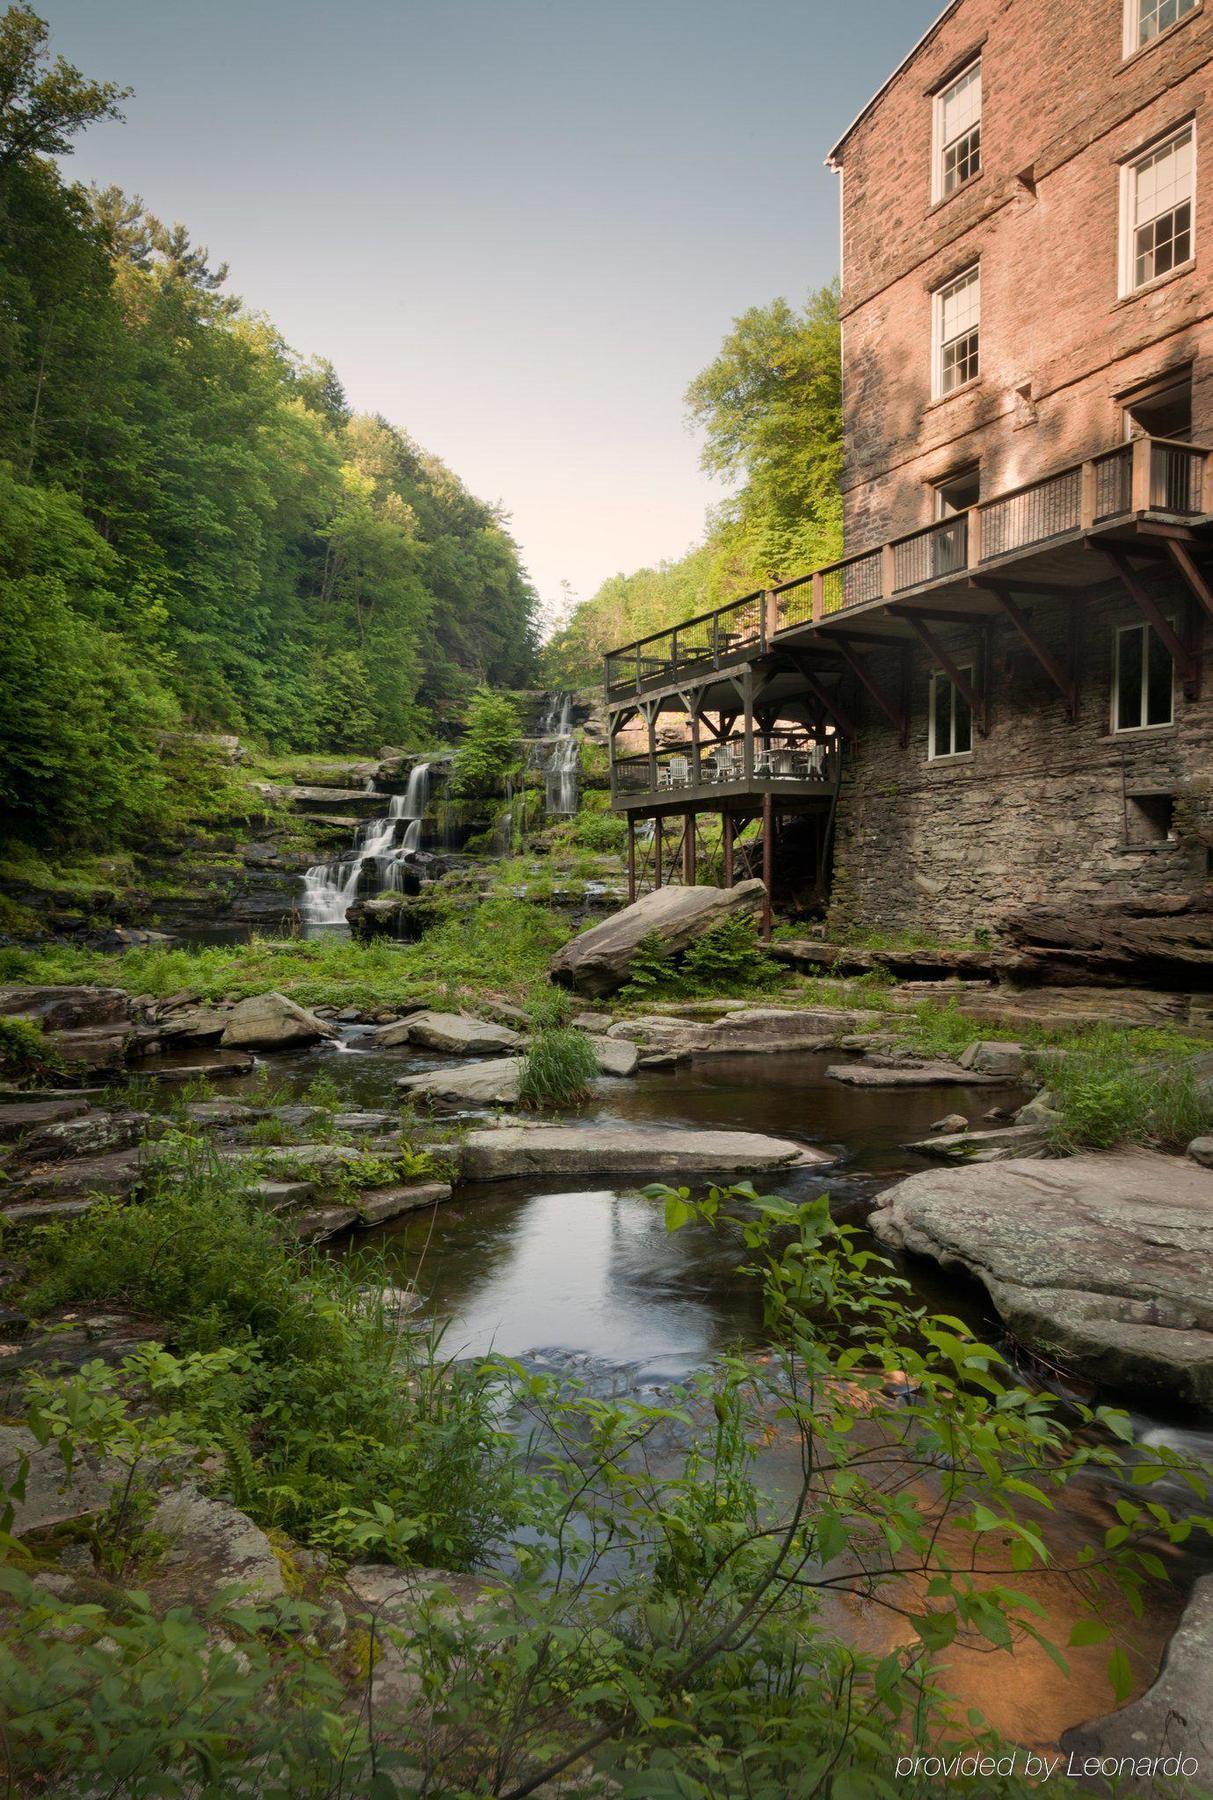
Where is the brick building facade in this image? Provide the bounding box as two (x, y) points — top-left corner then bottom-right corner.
(603, 0), (1213, 953)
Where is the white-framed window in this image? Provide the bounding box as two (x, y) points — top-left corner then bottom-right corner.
(1125, 0), (1199, 55)
(1113, 621), (1174, 730)
(932, 59), (982, 201)
(928, 668), (974, 759)
(1119, 126), (1195, 295)
(932, 265), (980, 398)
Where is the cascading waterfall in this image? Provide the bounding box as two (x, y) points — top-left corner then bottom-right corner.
(529, 692), (578, 817)
(300, 762), (432, 928)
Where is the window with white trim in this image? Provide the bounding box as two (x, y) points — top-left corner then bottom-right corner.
(928, 668), (973, 759)
(933, 59), (982, 200)
(1114, 621), (1174, 731)
(1126, 0), (1198, 54)
(933, 265), (980, 398)
(1120, 127), (1195, 294)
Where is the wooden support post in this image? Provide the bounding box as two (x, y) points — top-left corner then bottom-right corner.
(645, 704), (658, 794)
(1080, 459), (1098, 531)
(653, 817), (662, 891)
(683, 811), (696, 885)
(812, 571), (824, 623)
(1103, 546), (1197, 697)
(892, 613), (988, 736)
(966, 504), (983, 570)
(763, 589), (780, 645)
(977, 581), (1077, 719)
(881, 542), (897, 599)
(761, 791), (773, 943)
(742, 667), (755, 782)
(1131, 435), (1153, 513)
(833, 637), (910, 745)
(626, 814), (636, 904)
(723, 812), (734, 888)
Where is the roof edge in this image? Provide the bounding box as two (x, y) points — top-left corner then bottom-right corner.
(825, 0), (965, 168)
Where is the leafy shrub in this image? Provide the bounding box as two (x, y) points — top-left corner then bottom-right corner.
(618, 916), (783, 1001)
(450, 688), (521, 797)
(571, 809), (626, 853)
(1040, 1025), (1213, 1151)
(518, 1025), (600, 1109)
(0, 1014), (63, 1087)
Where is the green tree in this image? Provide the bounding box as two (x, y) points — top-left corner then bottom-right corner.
(451, 688), (521, 796)
(0, 2), (127, 170)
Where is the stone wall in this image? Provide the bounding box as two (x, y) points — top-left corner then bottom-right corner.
(828, 576), (1213, 940)
(832, 0), (1213, 551)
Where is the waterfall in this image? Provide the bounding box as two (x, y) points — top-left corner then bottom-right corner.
(300, 761), (433, 929)
(529, 692), (578, 817)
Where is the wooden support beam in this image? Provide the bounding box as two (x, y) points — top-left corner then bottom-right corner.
(816, 625), (912, 647)
(683, 810), (696, 885)
(654, 817), (662, 891)
(1165, 539), (1213, 624)
(626, 815), (636, 904)
(1103, 546), (1197, 696)
(894, 614), (988, 736)
(761, 791), (773, 942)
(722, 812), (734, 888)
(742, 667), (755, 783)
(832, 637), (910, 746)
(782, 651), (860, 742)
(975, 580), (1077, 719)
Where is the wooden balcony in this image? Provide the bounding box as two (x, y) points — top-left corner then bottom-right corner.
(611, 733), (840, 814)
(603, 435), (1213, 702)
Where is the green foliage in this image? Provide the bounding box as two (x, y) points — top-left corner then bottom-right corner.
(569, 807), (627, 853)
(546, 283), (841, 685)
(20, 1144), (515, 1563)
(0, 1012), (61, 1086)
(0, 7), (538, 850)
(1038, 1024), (1213, 1152)
(450, 687), (522, 797)
(619, 915), (784, 1002)
(518, 1024), (600, 1109)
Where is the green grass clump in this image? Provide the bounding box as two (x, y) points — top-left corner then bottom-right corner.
(518, 1025), (600, 1110)
(19, 1141), (514, 1565)
(1039, 1025), (1212, 1152)
(0, 1014), (64, 1087)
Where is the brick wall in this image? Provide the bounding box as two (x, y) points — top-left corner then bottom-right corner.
(827, 575), (1213, 938)
(834, 0), (1213, 550)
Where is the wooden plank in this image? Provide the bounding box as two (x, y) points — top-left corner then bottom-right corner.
(975, 580), (1077, 717)
(1165, 539), (1213, 624)
(896, 614), (987, 736)
(626, 815), (636, 904)
(832, 638), (909, 746)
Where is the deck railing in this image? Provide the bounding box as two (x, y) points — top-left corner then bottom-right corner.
(611, 733), (838, 801)
(604, 434), (1211, 698)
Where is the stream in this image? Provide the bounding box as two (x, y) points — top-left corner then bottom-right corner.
(203, 1028), (1213, 1753)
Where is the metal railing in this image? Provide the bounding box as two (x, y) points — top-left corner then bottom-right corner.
(980, 464), (1082, 561)
(603, 434), (1210, 697)
(893, 515), (967, 591)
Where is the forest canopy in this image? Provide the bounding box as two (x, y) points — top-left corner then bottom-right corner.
(0, 4), (538, 846)
(545, 285), (842, 687)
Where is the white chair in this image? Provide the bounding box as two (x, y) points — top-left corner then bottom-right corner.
(668, 754), (691, 787)
(712, 746), (738, 782)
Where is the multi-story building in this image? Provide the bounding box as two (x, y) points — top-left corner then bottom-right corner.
(603, 0), (1213, 946)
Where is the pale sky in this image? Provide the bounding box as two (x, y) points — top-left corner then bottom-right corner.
(43, 0), (939, 617)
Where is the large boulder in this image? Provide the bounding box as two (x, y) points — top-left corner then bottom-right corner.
(461, 1122), (831, 1183)
(0, 1425), (124, 1536)
(1063, 1574), (1213, 1787)
(220, 992), (335, 1052)
(869, 1150), (1213, 1407)
(400, 1011), (522, 1056)
(550, 880), (766, 997)
(400, 1060), (524, 1106)
(999, 896), (1213, 987)
(147, 1486), (286, 1610)
(0, 985), (134, 1031)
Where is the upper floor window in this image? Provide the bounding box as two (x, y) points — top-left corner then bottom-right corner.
(1120, 126), (1195, 294)
(929, 668), (973, 759)
(933, 265), (980, 398)
(933, 60), (982, 201)
(1113, 621), (1174, 731)
(1126, 0), (1198, 54)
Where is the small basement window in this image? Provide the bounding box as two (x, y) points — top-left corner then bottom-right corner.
(929, 667), (973, 759)
(1125, 793), (1175, 843)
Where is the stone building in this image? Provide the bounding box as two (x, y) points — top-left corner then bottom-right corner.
(603, 0), (1213, 951)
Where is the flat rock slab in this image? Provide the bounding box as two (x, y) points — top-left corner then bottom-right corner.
(220, 991), (334, 1052)
(1063, 1573), (1213, 1784)
(608, 1007), (870, 1059)
(550, 880), (766, 997)
(0, 1098), (90, 1140)
(461, 1123), (831, 1183)
(288, 1204), (360, 1242)
(403, 1011), (522, 1055)
(148, 1486), (285, 1609)
(869, 1149), (1213, 1408)
(400, 1060), (522, 1106)
(355, 1180), (452, 1225)
(0, 1425), (125, 1536)
(586, 1034), (639, 1076)
(826, 1061), (999, 1087)
(904, 1123), (1049, 1162)
(6, 1147), (145, 1204)
(149, 1053), (256, 1083)
(0, 985), (133, 1030)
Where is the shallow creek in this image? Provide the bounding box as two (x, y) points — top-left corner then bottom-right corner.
(209, 1032), (1211, 1751)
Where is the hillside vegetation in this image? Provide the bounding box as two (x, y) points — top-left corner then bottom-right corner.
(0, 5), (538, 852)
